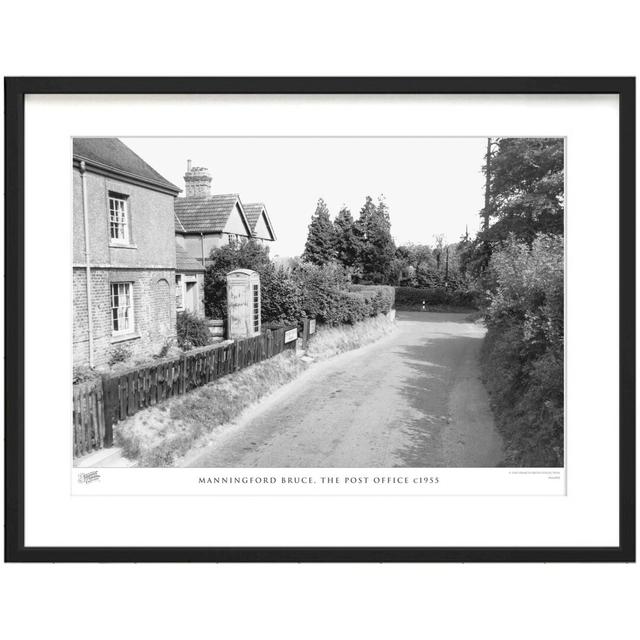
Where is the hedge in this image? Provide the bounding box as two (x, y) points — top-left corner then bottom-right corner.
(291, 263), (394, 326)
(205, 254), (395, 329)
(481, 235), (564, 467)
(303, 283), (394, 326)
(394, 286), (478, 309)
(332, 286), (394, 325)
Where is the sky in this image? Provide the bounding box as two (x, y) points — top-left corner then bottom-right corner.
(122, 137), (487, 258)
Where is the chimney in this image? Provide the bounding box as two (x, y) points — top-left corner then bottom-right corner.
(184, 162), (212, 198)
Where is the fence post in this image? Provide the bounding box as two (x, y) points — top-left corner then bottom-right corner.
(302, 318), (310, 350)
(181, 354), (187, 394)
(101, 374), (114, 448)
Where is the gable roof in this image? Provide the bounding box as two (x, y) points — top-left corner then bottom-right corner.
(243, 202), (276, 241)
(242, 203), (264, 231)
(175, 243), (205, 272)
(174, 194), (252, 235)
(73, 138), (180, 195)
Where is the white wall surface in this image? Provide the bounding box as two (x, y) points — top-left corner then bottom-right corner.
(253, 210), (274, 240)
(224, 202), (252, 235)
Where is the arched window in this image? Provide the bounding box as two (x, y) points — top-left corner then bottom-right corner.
(153, 278), (171, 335)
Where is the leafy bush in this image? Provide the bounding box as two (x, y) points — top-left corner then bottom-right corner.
(349, 284), (396, 308)
(342, 285), (395, 323)
(414, 267), (470, 292)
(156, 342), (171, 359)
(293, 263), (394, 325)
(108, 344), (132, 366)
(205, 242), (305, 327)
(73, 365), (100, 384)
(177, 311), (212, 351)
(154, 339), (181, 360)
(293, 261), (349, 323)
(481, 234), (564, 467)
(204, 247), (394, 329)
(260, 266), (304, 326)
(394, 286), (478, 309)
(204, 240), (272, 318)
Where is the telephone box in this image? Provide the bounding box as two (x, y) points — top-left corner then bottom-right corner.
(226, 269), (261, 339)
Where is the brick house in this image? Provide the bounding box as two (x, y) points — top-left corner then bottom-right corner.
(73, 138), (181, 368)
(174, 162), (276, 266)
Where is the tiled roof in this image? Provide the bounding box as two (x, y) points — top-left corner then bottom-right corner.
(243, 202), (276, 241)
(174, 211), (187, 232)
(175, 243), (205, 272)
(174, 194), (247, 233)
(73, 138), (180, 193)
(242, 203), (265, 232)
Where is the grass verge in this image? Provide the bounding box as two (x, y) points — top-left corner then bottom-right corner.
(115, 313), (395, 467)
(115, 351), (307, 467)
(306, 313), (395, 361)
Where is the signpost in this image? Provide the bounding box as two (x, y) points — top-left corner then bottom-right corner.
(284, 328), (298, 344)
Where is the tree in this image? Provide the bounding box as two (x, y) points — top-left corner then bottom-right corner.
(397, 243), (436, 270)
(432, 234), (445, 271)
(204, 240), (271, 318)
(395, 243), (435, 285)
(482, 138), (500, 232)
(357, 195), (377, 237)
(485, 137), (564, 243)
(456, 226), (474, 278)
(302, 198), (336, 265)
(333, 206), (363, 271)
(461, 137), (564, 280)
(260, 265), (303, 327)
(358, 195), (396, 283)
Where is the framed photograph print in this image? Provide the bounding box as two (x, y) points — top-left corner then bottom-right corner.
(4, 77), (635, 562)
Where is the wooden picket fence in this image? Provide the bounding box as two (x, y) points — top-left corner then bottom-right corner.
(73, 379), (107, 457)
(73, 325), (299, 458)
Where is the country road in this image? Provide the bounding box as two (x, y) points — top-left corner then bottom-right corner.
(183, 311), (503, 468)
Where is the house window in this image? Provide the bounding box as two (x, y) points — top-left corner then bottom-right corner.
(109, 193), (129, 244)
(111, 282), (134, 335)
(175, 274), (184, 310)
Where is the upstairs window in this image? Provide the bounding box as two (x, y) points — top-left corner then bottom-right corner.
(109, 193), (129, 244)
(111, 282), (134, 335)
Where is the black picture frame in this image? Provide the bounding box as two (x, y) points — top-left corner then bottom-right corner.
(4, 77), (635, 563)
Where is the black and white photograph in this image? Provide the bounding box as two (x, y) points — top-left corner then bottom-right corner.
(72, 135), (564, 471)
